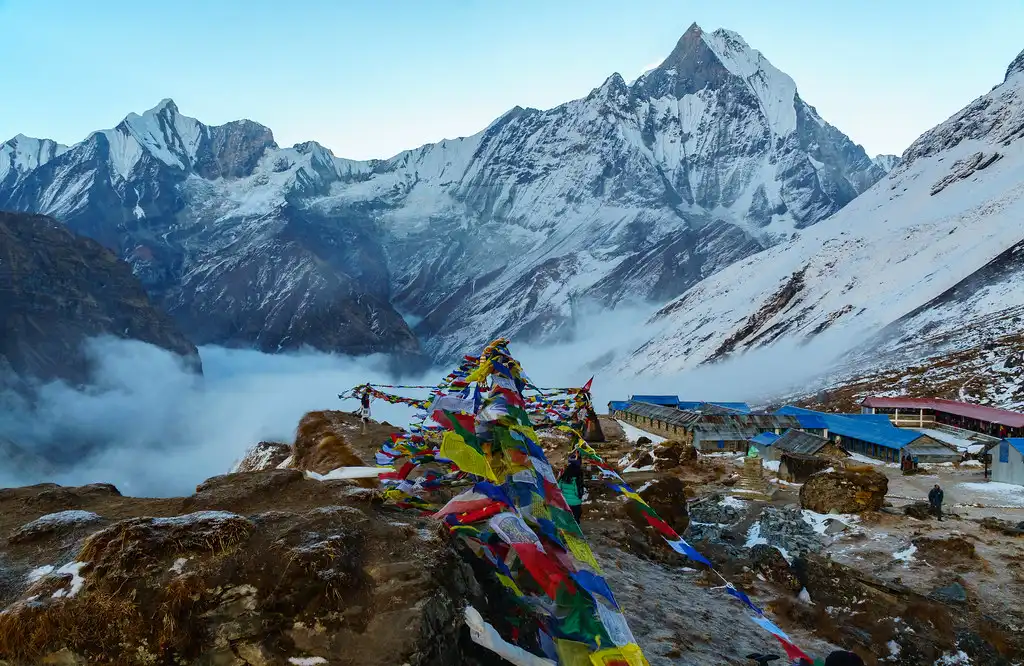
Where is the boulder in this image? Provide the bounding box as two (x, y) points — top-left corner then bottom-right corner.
(635, 477), (690, 535)
(636, 436), (652, 446)
(653, 440), (698, 471)
(799, 468), (888, 514)
(747, 544), (801, 592)
(291, 410), (400, 484)
(903, 502), (933, 520)
(930, 581), (968, 605)
(232, 441), (291, 473)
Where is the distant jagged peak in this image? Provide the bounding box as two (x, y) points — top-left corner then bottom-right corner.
(872, 154), (901, 173)
(635, 22), (800, 136)
(1006, 48), (1024, 82)
(0, 133), (68, 180)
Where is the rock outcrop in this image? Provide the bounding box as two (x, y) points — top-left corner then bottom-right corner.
(0, 473), (492, 666)
(799, 467), (888, 514)
(231, 441), (292, 473)
(291, 410), (400, 476)
(0, 211), (200, 385)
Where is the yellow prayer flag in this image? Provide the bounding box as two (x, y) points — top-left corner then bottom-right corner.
(441, 431), (498, 482)
(554, 639), (594, 666)
(589, 644), (650, 666)
(564, 533), (603, 573)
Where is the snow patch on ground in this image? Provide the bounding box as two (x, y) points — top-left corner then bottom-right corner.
(169, 558), (189, 574)
(956, 482), (1024, 507)
(151, 511), (243, 526)
(18, 510), (101, 531)
(616, 420), (666, 445)
(26, 565), (54, 583)
(51, 562), (87, 598)
(720, 496), (749, 510)
(288, 658), (328, 666)
(801, 510), (858, 535)
(893, 544), (917, 563)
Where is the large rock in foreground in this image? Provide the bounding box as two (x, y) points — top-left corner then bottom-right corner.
(0, 472), (491, 665)
(799, 467), (888, 514)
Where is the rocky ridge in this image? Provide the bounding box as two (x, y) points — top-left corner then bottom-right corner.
(0, 211), (200, 386)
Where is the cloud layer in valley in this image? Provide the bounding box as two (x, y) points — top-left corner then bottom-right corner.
(0, 307), (861, 497)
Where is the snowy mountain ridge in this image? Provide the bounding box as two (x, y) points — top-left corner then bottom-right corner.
(1, 24), (891, 361)
(613, 47), (1024, 395)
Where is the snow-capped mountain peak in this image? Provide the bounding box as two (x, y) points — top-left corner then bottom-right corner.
(615, 46), (1024, 388)
(1005, 48), (1024, 82)
(0, 134), (68, 185)
(643, 23), (799, 137)
(1, 26), (891, 362)
(872, 154), (901, 173)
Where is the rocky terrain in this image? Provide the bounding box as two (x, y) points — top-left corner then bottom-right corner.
(3, 411), (1021, 665)
(0, 211), (200, 386)
(0, 24), (889, 362)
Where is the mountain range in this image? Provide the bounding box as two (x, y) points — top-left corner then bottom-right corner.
(616, 47), (1024, 407)
(0, 23), (896, 365)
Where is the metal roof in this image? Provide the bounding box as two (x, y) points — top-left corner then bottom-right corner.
(750, 432), (781, 446)
(622, 402), (702, 426)
(608, 401), (630, 412)
(776, 406), (924, 450)
(792, 413), (828, 429)
(631, 395), (680, 406)
(862, 396), (1024, 428)
(902, 441), (961, 458)
(678, 401), (752, 414)
(843, 413), (894, 425)
(773, 429), (837, 455)
(1006, 439), (1024, 456)
(622, 402), (803, 433)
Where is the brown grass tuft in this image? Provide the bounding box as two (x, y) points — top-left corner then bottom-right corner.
(0, 592), (145, 664)
(79, 515), (254, 572)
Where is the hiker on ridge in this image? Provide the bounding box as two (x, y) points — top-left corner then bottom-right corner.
(359, 388), (371, 433)
(558, 449), (585, 523)
(928, 483), (944, 521)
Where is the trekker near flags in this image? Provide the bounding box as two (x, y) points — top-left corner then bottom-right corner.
(557, 450), (585, 523)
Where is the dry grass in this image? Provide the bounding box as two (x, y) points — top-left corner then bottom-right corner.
(79, 515), (254, 572)
(0, 591), (145, 664)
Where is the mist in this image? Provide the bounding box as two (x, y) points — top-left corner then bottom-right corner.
(0, 338), (441, 497)
(0, 306), (863, 498)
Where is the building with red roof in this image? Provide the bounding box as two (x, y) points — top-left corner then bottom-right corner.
(860, 397), (1024, 439)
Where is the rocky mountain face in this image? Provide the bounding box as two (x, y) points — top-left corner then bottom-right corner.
(0, 211), (200, 385)
(0, 24), (888, 362)
(613, 48), (1024, 398)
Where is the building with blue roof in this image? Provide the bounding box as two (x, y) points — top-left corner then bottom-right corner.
(678, 401), (752, 414)
(749, 431), (780, 457)
(775, 406), (959, 463)
(630, 395), (680, 406)
(993, 439), (1024, 486)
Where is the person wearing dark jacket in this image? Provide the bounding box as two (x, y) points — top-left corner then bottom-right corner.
(928, 484), (944, 521)
(557, 450), (585, 523)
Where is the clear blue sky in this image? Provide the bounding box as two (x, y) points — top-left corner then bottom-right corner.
(2, 0), (1021, 160)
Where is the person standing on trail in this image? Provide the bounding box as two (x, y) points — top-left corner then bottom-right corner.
(928, 483), (944, 521)
(558, 450), (585, 523)
(359, 388), (371, 433)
